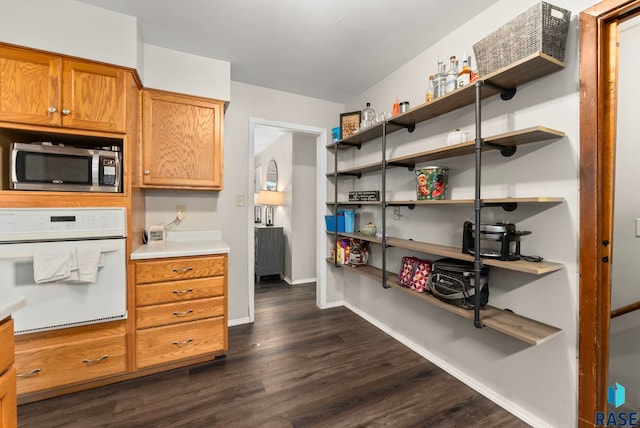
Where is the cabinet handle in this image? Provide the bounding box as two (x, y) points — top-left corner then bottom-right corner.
(144, 170), (150, 175)
(172, 267), (194, 274)
(172, 309), (194, 317)
(48, 107), (57, 113)
(82, 354), (109, 364)
(172, 288), (194, 295)
(62, 108), (71, 115)
(172, 338), (193, 347)
(17, 368), (41, 377)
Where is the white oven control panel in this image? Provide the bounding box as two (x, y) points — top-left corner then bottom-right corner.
(0, 207), (126, 241)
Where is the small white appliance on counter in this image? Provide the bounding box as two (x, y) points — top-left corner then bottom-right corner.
(0, 207), (127, 334)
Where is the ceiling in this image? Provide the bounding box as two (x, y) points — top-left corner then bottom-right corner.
(75, 0), (499, 104)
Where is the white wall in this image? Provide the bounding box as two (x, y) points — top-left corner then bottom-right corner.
(0, 0), (138, 68)
(325, 0), (589, 426)
(291, 134), (317, 284)
(142, 44), (230, 101)
(222, 81), (343, 322)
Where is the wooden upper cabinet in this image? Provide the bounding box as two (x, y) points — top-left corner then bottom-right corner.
(0, 46), (61, 126)
(142, 89), (224, 190)
(61, 60), (126, 133)
(0, 45), (126, 133)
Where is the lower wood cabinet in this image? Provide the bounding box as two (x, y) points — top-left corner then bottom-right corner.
(136, 317), (226, 369)
(134, 254), (228, 370)
(14, 330), (126, 395)
(0, 318), (16, 428)
(12, 253), (228, 402)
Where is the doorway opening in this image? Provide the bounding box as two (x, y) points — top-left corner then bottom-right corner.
(247, 117), (327, 323)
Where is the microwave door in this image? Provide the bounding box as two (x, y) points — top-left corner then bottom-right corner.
(12, 150), (93, 191)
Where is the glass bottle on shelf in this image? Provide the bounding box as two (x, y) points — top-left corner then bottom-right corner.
(445, 55), (458, 94)
(434, 60), (446, 99)
(425, 75), (435, 103)
(457, 60), (471, 88)
(361, 102), (376, 128)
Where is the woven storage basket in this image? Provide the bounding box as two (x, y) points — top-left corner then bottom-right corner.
(473, 2), (570, 77)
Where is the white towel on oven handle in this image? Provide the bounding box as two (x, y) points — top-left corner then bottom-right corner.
(65, 247), (104, 284)
(32, 250), (74, 284)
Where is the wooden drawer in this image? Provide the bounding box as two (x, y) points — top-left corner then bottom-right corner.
(0, 367), (17, 428)
(135, 255), (226, 284)
(0, 318), (14, 374)
(136, 276), (225, 306)
(136, 317), (226, 369)
(15, 334), (126, 395)
(136, 297), (225, 329)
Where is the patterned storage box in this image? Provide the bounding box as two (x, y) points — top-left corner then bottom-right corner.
(397, 256), (432, 292)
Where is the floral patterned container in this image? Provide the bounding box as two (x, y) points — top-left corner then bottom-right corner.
(416, 167), (449, 200)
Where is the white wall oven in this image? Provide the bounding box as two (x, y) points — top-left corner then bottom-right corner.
(0, 208), (127, 334)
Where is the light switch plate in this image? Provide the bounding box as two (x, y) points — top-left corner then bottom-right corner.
(236, 194), (245, 207)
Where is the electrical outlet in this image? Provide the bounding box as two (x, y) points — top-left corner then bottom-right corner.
(176, 204), (186, 219)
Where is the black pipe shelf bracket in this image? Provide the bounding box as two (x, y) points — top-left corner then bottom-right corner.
(338, 172), (363, 179)
(388, 120), (416, 133)
(483, 201), (519, 212)
(484, 141), (517, 157)
(386, 161), (416, 171)
(338, 141), (362, 150)
(387, 202), (416, 210)
(482, 80), (517, 101)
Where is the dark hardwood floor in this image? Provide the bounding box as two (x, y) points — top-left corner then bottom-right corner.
(18, 281), (529, 427)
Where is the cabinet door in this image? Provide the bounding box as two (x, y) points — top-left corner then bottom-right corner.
(0, 368), (17, 428)
(61, 60), (126, 132)
(0, 46), (61, 126)
(142, 90), (224, 190)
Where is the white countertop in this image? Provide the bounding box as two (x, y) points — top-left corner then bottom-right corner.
(131, 230), (230, 260)
(0, 296), (26, 321)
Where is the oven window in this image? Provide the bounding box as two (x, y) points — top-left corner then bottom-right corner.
(17, 152), (91, 184)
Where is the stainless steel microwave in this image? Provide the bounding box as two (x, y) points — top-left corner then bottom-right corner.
(10, 142), (121, 192)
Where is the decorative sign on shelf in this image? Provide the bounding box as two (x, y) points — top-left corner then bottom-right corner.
(349, 191), (380, 202)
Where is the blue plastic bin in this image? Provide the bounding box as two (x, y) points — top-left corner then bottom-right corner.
(325, 212), (346, 232)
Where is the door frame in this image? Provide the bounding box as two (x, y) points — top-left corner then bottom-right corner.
(247, 117), (327, 322)
(579, 1), (640, 425)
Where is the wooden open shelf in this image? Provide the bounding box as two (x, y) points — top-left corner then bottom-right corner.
(327, 126), (565, 177)
(327, 52), (565, 151)
(333, 231), (563, 275)
(328, 196), (564, 211)
(326, 259), (562, 346)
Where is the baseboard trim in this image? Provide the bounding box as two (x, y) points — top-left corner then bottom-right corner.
(318, 300), (344, 309)
(228, 316), (251, 327)
(291, 277), (317, 285)
(342, 301), (553, 428)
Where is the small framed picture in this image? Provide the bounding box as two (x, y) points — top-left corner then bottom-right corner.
(340, 111), (361, 139)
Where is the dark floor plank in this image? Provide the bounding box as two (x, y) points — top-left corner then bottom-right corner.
(18, 281), (529, 427)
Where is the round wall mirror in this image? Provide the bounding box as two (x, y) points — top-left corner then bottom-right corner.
(266, 159), (278, 191)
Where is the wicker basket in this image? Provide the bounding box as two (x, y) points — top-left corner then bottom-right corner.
(473, 2), (571, 77)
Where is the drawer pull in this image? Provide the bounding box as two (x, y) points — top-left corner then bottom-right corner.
(172, 338), (194, 347)
(172, 288), (194, 295)
(173, 309), (194, 317)
(17, 368), (41, 378)
(172, 267), (194, 274)
(82, 354), (109, 365)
